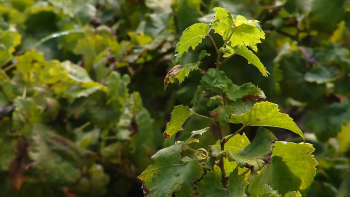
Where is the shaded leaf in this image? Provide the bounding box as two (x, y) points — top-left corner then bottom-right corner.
(249, 156), (302, 196)
(197, 167), (248, 197)
(273, 142), (318, 195)
(138, 142), (203, 197)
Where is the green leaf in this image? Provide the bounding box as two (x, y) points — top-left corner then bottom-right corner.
(163, 105), (193, 138)
(210, 105), (234, 125)
(225, 128), (277, 172)
(273, 142), (318, 195)
(200, 68), (233, 94)
(229, 101), (304, 139)
(138, 142), (203, 197)
(337, 121), (350, 153)
(164, 63), (199, 89)
(191, 86), (204, 109)
(230, 22), (264, 52)
(248, 156), (302, 196)
(226, 82), (265, 101)
(0, 30), (21, 53)
(186, 127), (209, 144)
(198, 50), (211, 61)
(16, 50), (45, 74)
(0, 44), (11, 67)
(212, 7), (234, 40)
(197, 167), (248, 197)
(0, 136), (17, 171)
(304, 100), (350, 142)
(304, 66), (339, 84)
(334, 76), (350, 96)
(175, 23), (209, 58)
(177, 0), (202, 32)
(215, 133), (250, 154)
(29, 125), (91, 186)
(234, 45), (269, 77)
(231, 100), (255, 115)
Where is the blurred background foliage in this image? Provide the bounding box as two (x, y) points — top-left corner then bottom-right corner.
(1, 0), (350, 196)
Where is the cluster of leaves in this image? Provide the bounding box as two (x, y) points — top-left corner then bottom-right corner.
(1, 0), (350, 197)
(139, 7), (317, 196)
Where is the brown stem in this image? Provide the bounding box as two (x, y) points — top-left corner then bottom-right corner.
(276, 30), (299, 43)
(220, 53), (236, 66)
(198, 68), (206, 74)
(207, 34), (219, 55)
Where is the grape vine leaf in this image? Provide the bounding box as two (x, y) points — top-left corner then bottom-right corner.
(175, 23), (209, 58)
(337, 121), (350, 153)
(304, 66), (338, 84)
(186, 127), (209, 144)
(0, 30), (21, 53)
(197, 167), (248, 197)
(226, 82), (265, 101)
(234, 45), (269, 77)
(272, 142), (318, 195)
(248, 156), (302, 196)
(229, 101), (304, 139)
(215, 133), (250, 153)
(163, 105), (193, 138)
(225, 127), (277, 172)
(210, 105), (234, 125)
(212, 7), (234, 40)
(0, 45), (11, 67)
(229, 16), (264, 52)
(200, 68), (232, 94)
(164, 63), (199, 89)
(191, 86), (204, 109)
(304, 100), (350, 142)
(138, 142), (203, 197)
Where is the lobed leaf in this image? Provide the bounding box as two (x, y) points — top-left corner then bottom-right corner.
(229, 101), (304, 139)
(273, 142), (318, 195)
(225, 128), (277, 172)
(234, 45), (269, 77)
(197, 167), (248, 197)
(248, 156), (302, 196)
(175, 23), (209, 58)
(164, 63), (199, 89)
(212, 7), (234, 40)
(138, 142), (203, 197)
(163, 105), (193, 138)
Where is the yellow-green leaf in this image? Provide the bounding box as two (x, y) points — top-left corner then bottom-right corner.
(175, 23), (209, 57)
(229, 101), (304, 139)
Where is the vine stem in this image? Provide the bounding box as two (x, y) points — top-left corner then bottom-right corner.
(193, 112), (215, 123)
(219, 124), (245, 188)
(216, 27), (236, 69)
(207, 34), (219, 55)
(223, 125), (246, 144)
(220, 53), (236, 66)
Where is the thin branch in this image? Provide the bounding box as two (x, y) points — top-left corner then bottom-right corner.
(102, 136), (118, 141)
(276, 30), (299, 43)
(193, 112), (215, 123)
(240, 168), (251, 176)
(3, 63), (16, 72)
(198, 68), (206, 74)
(73, 122), (91, 134)
(219, 53), (236, 66)
(222, 125), (246, 144)
(207, 34), (219, 55)
(223, 27), (235, 48)
(219, 126), (228, 188)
